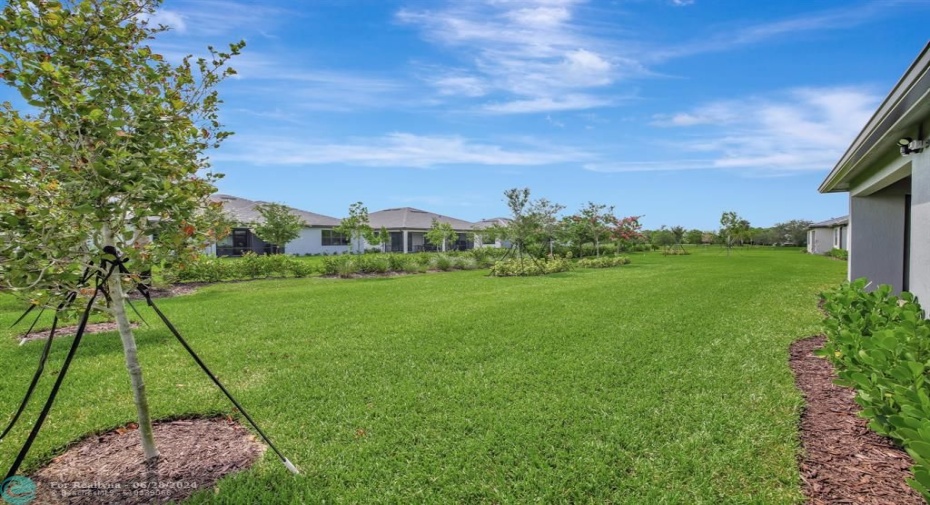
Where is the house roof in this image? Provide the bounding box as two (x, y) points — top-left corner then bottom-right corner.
(809, 216), (849, 229)
(210, 194), (341, 227)
(473, 217), (512, 229)
(820, 42), (930, 193)
(368, 207), (475, 231)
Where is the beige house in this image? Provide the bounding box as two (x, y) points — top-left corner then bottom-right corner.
(819, 42), (930, 303)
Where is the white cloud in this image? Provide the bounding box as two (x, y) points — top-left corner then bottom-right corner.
(483, 94), (612, 114)
(655, 2), (897, 61)
(215, 133), (590, 168)
(148, 10), (187, 33)
(158, 0), (288, 37)
(591, 86), (880, 174)
(397, 1), (626, 113)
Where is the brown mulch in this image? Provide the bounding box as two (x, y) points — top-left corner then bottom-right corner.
(28, 417), (265, 504)
(791, 335), (924, 504)
(18, 322), (140, 345)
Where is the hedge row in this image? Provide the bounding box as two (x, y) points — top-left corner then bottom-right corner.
(576, 256), (631, 268)
(168, 252), (315, 283)
(319, 253), (481, 278)
(819, 279), (930, 499)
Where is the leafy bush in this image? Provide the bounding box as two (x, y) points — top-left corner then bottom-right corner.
(432, 254), (454, 271)
(819, 279), (930, 499)
(577, 256), (631, 269)
(828, 248), (849, 261)
(489, 255), (572, 277)
(168, 253), (317, 282)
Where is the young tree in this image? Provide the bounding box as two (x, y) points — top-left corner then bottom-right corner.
(374, 226), (390, 253)
(577, 202), (615, 256)
(720, 211), (749, 255)
(336, 202), (373, 254)
(425, 218), (457, 252)
(252, 202), (306, 254)
(670, 225), (686, 251)
(528, 198), (564, 255)
(611, 215), (643, 253)
(652, 226), (676, 253)
(0, 0), (242, 461)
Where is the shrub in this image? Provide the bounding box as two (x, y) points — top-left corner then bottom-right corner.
(819, 279), (930, 499)
(576, 256), (631, 269)
(489, 255), (572, 277)
(432, 254), (454, 272)
(827, 248), (849, 261)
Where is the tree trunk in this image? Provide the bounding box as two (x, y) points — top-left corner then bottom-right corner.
(104, 228), (159, 461)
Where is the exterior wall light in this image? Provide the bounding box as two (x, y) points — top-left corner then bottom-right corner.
(899, 137), (928, 155)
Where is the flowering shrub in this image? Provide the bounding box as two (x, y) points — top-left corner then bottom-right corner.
(576, 256), (631, 269)
(819, 279), (930, 499)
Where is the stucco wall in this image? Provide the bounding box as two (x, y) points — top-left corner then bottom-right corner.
(287, 228), (350, 255)
(910, 150), (930, 306)
(849, 179), (909, 292)
(807, 228), (833, 254)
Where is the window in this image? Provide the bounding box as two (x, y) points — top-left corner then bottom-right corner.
(322, 229), (349, 246)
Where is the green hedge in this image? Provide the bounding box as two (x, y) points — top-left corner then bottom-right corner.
(319, 253), (478, 278)
(489, 255), (572, 277)
(819, 279), (930, 498)
(576, 256), (631, 269)
(168, 252), (315, 283)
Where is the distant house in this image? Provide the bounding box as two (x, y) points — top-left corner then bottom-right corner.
(208, 194), (349, 256)
(472, 218), (513, 249)
(366, 207), (476, 253)
(818, 42), (929, 303)
(807, 216), (848, 255)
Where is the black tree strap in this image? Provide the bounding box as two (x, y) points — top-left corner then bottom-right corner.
(4, 260), (116, 480)
(0, 307), (53, 442)
(139, 291), (299, 474)
(1, 277), (87, 441)
(113, 254), (298, 474)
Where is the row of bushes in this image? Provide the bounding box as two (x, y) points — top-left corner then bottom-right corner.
(819, 279), (930, 499)
(319, 253), (482, 278)
(167, 252), (315, 283)
(576, 256), (632, 268)
(164, 249), (633, 283)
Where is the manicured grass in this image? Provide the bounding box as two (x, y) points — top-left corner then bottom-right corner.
(0, 247), (845, 503)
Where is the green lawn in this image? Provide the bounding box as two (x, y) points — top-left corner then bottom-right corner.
(0, 247), (845, 503)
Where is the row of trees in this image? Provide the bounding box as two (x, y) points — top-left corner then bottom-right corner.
(480, 188), (644, 258)
(249, 195), (814, 259)
(640, 216), (812, 251)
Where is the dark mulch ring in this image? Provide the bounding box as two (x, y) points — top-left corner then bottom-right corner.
(791, 335), (924, 504)
(27, 416), (265, 505)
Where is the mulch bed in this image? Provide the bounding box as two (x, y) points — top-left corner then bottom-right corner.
(28, 417), (265, 504)
(791, 335), (924, 504)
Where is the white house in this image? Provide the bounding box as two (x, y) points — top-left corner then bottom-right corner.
(818, 42), (930, 304)
(807, 216), (848, 255)
(208, 194), (350, 256)
(472, 218), (513, 249)
(365, 207), (476, 253)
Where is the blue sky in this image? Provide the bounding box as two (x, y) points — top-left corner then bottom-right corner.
(37, 1), (930, 229)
